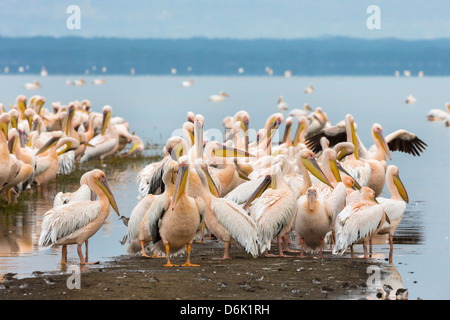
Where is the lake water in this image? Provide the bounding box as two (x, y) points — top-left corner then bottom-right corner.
(0, 74), (449, 299)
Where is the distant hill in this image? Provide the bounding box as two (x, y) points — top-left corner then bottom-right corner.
(1, 36), (449, 76)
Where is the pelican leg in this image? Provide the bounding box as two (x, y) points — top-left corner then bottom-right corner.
(182, 243), (199, 267)
(77, 244), (98, 265)
(363, 243), (369, 259)
(164, 243), (178, 267)
(350, 245), (354, 258)
(297, 237), (306, 258)
(221, 241), (231, 260)
(85, 240), (89, 262)
(282, 233), (299, 253)
(61, 245), (67, 264)
(389, 235), (394, 264)
(317, 239), (324, 258)
(369, 239), (373, 257)
(196, 222), (206, 243)
(140, 240), (152, 258)
(277, 236), (292, 257)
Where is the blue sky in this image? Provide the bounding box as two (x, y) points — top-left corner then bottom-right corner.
(0, 0), (449, 39)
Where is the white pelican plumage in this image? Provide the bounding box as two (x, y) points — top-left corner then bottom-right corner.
(146, 156), (205, 267)
(194, 160), (259, 259)
(244, 162), (298, 257)
(181, 79), (194, 87)
(24, 81), (41, 90)
(80, 105), (119, 166)
(209, 91), (229, 102)
(277, 96), (288, 111)
(295, 182), (347, 257)
(332, 187), (389, 259)
(39, 169), (120, 265)
(304, 84), (314, 95)
(374, 165), (409, 263)
(405, 94), (416, 104)
(289, 103), (313, 118)
(427, 103), (450, 121)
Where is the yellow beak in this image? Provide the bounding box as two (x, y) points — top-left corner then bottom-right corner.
(172, 163), (189, 210)
(243, 175), (272, 211)
(96, 176), (120, 216)
(393, 174), (409, 203)
(301, 156), (333, 188)
(36, 136), (60, 155)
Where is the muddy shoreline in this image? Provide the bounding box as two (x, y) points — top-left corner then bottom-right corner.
(0, 239), (388, 301)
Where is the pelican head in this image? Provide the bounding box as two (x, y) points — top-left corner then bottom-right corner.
(36, 131), (63, 155)
(90, 169), (120, 216)
(206, 141), (254, 165)
(372, 123), (392, 161)
(35, 96), (45, 115)
(0, 113), (11, 139)
(8, 109), (19, 130)
(194, 160), (220, 197)
(172, 156), (190, 210)
(220, 91), (229, 97)
(388, 165), (409, 203)
(101, 105), (113, 135)
(299, 149), (333, 188)
(342, 176), (361, 191)
(307, 187), (317, 211)
(282, 117), (294, 144)
(16, 95), (27, 114)
(334, 142), (355, 161)
(186, 111), (195, 123)
(293, 116), (308, 146)
(360, 187), (376, 202)
(322, 149), (342, 184)
(304, 103), (313, 111)
(234, 110), (250, 136)
(243, 174), (272, 211)
(7, 128), (19, 154)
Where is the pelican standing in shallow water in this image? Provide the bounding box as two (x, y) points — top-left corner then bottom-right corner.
(374, 165), (409, 263)
(39, 169), (120, 265)
(146, 156), (205, 267)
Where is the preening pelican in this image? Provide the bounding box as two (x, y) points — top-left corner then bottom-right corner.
(195, 160), (259, 259)
(146, 156), (205, 267)
(39, 169), (120, 265)
(427, 103), (450, 121)
(333, 187), (389, 259)
(375, 165), (409, 263)
(295, 183), (347, 257)
(209, 91), (229, 102)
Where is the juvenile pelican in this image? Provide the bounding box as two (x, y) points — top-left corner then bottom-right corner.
(39, 169), (120, 265)
(333, 187), (389, 259)
(375, 165), (409, 263)
(147, 156), (205, 267)
(427, 103), (450, 121)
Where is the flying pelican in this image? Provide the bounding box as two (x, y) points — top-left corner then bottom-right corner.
(194, 160), (259, 259)
(427, 103), (450, 121)
(126, 160), (178, 257)
(277, 96), (288, 111)
(209, 91), (229, 102)
(374, 165), (409, 264)
(304, 84), (314, 95)
(332, 187), (389, 259)
(80, 105), (119, 166)
(295, 182), (347, 258)
(39, 169), (120, 265)
(146, 156), (205, 267)
(244, 162), (298, 257)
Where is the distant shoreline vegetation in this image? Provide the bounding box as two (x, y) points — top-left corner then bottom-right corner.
(0, 36), (449, 76)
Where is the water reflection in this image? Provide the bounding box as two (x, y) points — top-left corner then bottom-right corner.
(367, 264), (409, 300)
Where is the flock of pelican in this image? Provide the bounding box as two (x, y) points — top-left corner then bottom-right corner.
(0, 94), (143, 204)
(123, 106), (425, 267)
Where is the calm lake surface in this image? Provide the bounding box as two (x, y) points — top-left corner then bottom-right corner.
(0, 74), (449, 299)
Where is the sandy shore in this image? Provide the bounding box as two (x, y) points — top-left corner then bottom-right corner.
(0, 239), (388, 301)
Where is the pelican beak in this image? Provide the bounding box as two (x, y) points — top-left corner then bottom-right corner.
(243, 175), (272, 211)
(301, 156), (333, 188)
(375, 129), (392, 161)
(214, 145), (254, 158)
(350, 121), (359, 160)
(57, 141), (76, 156)
(305, 104), (313, 111)
(203, 165), (220, 197)
(96, 176), (120, 216)
(172, 163), (189, 210)
(282, 121), (293, 144)
(225, 127), (238, 141)
(8, 135), (17, 154)
(329, 159), (342, 183)
(293, 122), (306, 146)
(18, 100), (26, 114)
(31, 119), (40, 132)
(82, 142), (95, 148)
(121, 141), (142, 157)
(312, 114), (324, 126)
(36, 136), (60, 155)
(36, 100), (44, 115)
(194, 120), (203, 159)
(0, 121), (8, 138)
(102, 110), (111, 135)
(393, 174), (409, 203)
(336, 161), (362, 190)
(64, 107), (75, 134)
(19, 130), (25, 148)
(336, 149), (349, 161)
(10, 116), (17, 130)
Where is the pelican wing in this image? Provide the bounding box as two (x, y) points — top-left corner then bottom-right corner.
(39, 200), (102, 248)
(326, 182), (347, 222)
(53, 184), (91, 207)
(127, 194), (155, 243)
(385, 130), (427, 156)
(377, 197), (407, 232)
(332, 201), (383, 255)
(146, 195), (171, 244)
(305, 125), (347, 154)
(249, 189), (298, 253)
(80, 135), (118, 163)
(211, 197), (259, 257)
(137, 156), (170, 199)
(224, 177), (265, 205)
